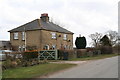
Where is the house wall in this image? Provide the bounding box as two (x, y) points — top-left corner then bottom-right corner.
(10, 30), (73, 51)
(26, 30), (41, 49)
(41, 30), (73, 50)
(10, 32), (24, 51)
(10, 30), (41, 51)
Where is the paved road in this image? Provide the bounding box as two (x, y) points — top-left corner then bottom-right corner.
(48, 56), (118, 78)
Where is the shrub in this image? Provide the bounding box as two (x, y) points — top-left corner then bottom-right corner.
(22, 51), (38, 60)
(75, 36), (87, 49)
(58, 49), (64, 60)
(16, 58), (22, 66)
(76, 49), (87, 58)
(2, 59), (12, 69)
(58, 49), (76, 60)
(86, 51), (94, 57)
(11, 61), (17, 68)
(100, 46), (113, 54)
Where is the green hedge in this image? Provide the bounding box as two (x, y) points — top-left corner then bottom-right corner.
(22, 51), (38, 60)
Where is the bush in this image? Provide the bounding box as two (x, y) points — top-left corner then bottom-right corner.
(16, 58), (22, 66)
(76, 49), (87, 58)
(11, 61), (17, 68)
(75, 36), (87, 49)
(86, 51), (94, 57)
(2, 59), (18, 69)
(58, 49), (76, 60)
(100, 46), (113, 54)
(2, 59), (12, 69)
(22, 51), (38, 60)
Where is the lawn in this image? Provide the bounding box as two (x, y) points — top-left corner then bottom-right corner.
(69, 53), (118, 61)
(2, 53), (118, 79)
(2, 63), (76, 78)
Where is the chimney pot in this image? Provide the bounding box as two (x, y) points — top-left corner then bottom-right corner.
(41, 13), (48, 17)
(40, 13), (49, 22)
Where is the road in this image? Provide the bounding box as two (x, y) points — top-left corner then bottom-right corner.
(48, 56), (118, 78)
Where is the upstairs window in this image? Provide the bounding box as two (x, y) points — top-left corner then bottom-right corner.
(63, 34), (67, 40)
(22, 32), (25, 40)
(51, 32), (56, 39)
(13, 32), (18, 39)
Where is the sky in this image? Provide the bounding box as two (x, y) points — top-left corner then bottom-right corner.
(0, 0), (119, 47)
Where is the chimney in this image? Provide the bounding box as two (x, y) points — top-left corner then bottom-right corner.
(40, 13), (49, 22)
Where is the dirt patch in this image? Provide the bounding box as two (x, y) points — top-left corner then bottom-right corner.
(50, 61), (87, 64)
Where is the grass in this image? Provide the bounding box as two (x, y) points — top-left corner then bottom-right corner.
(2, 63), (76, 78)
(69, 53), (118, 61)
(2, 53), (118, 79)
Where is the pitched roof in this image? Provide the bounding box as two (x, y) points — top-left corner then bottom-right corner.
(8, 19), (73, 34)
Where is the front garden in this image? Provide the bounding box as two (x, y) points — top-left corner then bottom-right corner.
(1, 45), (119, 79)
(2, 63), (76, 78)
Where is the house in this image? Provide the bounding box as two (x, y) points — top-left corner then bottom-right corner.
(8, 13), (74, 51)
(0, 41), (12, 50)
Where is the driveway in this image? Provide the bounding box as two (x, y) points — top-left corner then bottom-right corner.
(47, 56), (118, 78)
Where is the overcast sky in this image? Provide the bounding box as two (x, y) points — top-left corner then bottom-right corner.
(0, 0), (119, 47)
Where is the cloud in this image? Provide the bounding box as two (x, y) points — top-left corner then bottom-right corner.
(0, 0), (119, 46)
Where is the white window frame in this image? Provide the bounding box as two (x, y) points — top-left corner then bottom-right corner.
(22, 45), (25, 51)
(64, 45), (67, 49)
(51, 32), (57, 39)
(63, 34), (67, 40)
(52, 44), (56, 50)
(44, 45), (49, 50)
(13, 32), (18, 39)
(22, 32), (25, 40)
(18, 46), (21, 52)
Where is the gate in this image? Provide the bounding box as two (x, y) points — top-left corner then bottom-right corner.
(38, 49), (58, 60)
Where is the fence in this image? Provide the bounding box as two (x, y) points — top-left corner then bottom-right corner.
(38, 49), (58, 60)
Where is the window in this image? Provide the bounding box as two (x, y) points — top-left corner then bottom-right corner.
(63, 34), (67, 40)
(22, 45), (26, 51)
(13, 32), (18, 39)
(51, 32), (56, 39)
(64, 45), (67, 49)
(18, 45), (26, 52)
(51, 45), (56, 50)
(43, 45), (49, 50)
(18, 46), (21, 52)
(22, 32), (25, 40)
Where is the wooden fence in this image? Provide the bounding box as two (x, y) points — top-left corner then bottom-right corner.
(38, 50), (58, 60)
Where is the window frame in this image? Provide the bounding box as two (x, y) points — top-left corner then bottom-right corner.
(22, 32), (25, 40)
(13, 32), (18, 40)
(63, 34), (67, 40)
(43, 45), (50, 50)
(51, 44), (56, 50)
(51, 32), (57, 39)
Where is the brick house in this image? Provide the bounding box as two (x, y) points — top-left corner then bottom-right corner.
(8, 13), (74, 51)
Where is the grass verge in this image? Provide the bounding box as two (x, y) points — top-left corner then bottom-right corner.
(2, 63), (76, 78)
(69, 53), (118, 61)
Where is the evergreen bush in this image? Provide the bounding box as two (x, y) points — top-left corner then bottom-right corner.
(75, 36), (87, 49)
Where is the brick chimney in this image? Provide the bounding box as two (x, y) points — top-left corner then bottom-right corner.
(40, 13), (49, 22)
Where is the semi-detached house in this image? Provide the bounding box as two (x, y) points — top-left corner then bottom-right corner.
(8, 13), (74, 51)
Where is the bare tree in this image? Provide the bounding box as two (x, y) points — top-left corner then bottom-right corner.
(50, 17), (66, 28)
(105, 30), (118, 46)
(89, 32), (102, 48)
